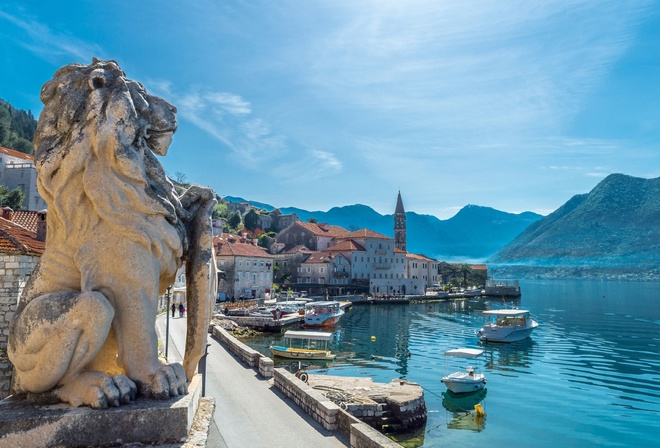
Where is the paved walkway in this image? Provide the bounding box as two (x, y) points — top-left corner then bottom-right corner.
(156, 313), (348, 448)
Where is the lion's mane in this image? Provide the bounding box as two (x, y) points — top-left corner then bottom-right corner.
(34, 59), (186, 285)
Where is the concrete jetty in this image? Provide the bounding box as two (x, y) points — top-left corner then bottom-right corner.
(305, 375), (427, 433)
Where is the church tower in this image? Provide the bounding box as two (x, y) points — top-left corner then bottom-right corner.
(394, 191), (406, 252)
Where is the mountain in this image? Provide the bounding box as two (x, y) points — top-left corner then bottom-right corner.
(223, 196), (542, 261)
(0, 98), (37, 155)
(488, 174), (660, 279)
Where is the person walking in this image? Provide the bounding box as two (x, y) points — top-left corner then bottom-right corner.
(179, 302), (185, 318)
(171, 302), (176, 318)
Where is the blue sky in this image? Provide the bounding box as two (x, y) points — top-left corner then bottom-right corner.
(1, 1), (659, 219)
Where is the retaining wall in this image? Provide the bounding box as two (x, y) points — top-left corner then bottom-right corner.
(210, 324), (273, 378)
(210, 323), (401, 447)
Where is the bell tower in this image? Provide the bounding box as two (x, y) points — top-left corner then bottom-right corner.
(394, 191), (406, 252)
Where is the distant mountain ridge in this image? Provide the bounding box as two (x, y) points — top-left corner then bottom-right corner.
(488, 174), (660, 279)
(223, 195), (542, 261)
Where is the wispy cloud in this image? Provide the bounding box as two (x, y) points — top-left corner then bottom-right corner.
(0, 9), (103, 62)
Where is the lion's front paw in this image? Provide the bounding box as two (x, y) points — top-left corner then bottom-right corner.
(137, 362), (187, 400)
(55, 371), (137, 409)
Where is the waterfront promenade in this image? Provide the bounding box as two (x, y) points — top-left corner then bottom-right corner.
(155, 314), (348, 448)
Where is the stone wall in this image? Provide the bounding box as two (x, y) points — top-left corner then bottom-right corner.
(210, 324), (273, 378)
(210, 323), (401, 447)
(0, 253), (40, 399)
(273, 368), (340, 431)
(273, 369), (402, 448)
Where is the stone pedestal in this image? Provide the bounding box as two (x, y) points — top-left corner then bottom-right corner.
(0, 374), (202, 447)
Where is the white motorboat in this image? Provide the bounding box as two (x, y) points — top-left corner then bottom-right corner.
(441, 348), (487, 394)
(477, 309), (538, 343)
(304, 301), (344, 327)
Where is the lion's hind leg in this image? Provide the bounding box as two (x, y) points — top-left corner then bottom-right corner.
(8, 290), (135, 407)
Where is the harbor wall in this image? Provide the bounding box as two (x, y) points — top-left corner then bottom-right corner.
(210, 325), (274, 378)
(210, 323), (402, 447)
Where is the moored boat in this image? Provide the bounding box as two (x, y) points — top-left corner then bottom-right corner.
(477, 309), (538, 343)
(270, 330), (336, 361)
(304, 301), (344, 327)
(441, 348), (487, 394)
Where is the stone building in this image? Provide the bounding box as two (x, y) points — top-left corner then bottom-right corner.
(0, 208), (46, 399)
(406, 253), (439, 289)
(276, 221), (349, 251)
(214, 233), (274, 300)
(0, 146), (46, 211)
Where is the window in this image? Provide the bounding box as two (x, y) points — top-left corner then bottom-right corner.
(306, 267), (311, 273)
(237, 272), (242, 281)
(320, 267), (324, 273)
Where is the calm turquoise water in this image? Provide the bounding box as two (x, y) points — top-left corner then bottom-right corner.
(245, 280), (660, 447)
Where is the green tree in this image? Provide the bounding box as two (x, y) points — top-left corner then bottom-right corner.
(212, 202), (228, 219)
(243, 208), (260, 231)
(0, 185), (26, 210)
(227, 211), (241, 230)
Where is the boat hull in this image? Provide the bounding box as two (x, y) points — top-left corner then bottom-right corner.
(477, 321), (538, 343)
(270, 346), (336, 361)
(441, 372), (487, 394)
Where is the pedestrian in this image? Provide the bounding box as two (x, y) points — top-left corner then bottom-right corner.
(171, 302), (176, 318)
(179, 302), (185, 318)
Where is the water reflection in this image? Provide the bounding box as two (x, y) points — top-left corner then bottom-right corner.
(480, 339), (535, 372)
(442, 389), (488, 432)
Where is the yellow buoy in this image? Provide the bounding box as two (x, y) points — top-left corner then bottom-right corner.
(474, 403), (485, 417)
(370, 336), (376, 341)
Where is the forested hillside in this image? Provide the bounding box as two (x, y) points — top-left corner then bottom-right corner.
(488, 174), (660, 279)
(0, 98), (37, 154)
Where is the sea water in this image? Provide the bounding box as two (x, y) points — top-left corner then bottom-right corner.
(246, 280), (660, 447)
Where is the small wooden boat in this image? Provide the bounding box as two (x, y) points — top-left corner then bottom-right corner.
(477, 309), (538, 343)
(270, 330), (336, 361)
(441, 348), (487, 394)
(304, 301), (344, 327)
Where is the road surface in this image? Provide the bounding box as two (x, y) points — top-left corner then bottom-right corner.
(156, 313), (348, 448)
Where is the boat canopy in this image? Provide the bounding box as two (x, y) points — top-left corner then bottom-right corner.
(283, 330), (333, 341)
(444, 348), (484, 358)
(483, 309), (529, 316)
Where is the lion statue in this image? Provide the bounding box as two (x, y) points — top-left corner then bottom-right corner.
(7, 59), (217, 408)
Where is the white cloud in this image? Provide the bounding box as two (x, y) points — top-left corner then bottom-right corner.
(0, 9), (104, 62)
(311, 150), (342, 172)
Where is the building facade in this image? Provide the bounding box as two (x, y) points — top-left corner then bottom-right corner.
(214, 233), (274, 300)
(0, 209), (45, 399)
(0, 146), (46, 211)
(276, 221), (349, 252)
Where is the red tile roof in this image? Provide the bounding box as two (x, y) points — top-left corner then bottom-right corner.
(0, 216), (44, 254)
(0, 146), (34, 162)
(302, 252), (332, 263)
(394, 248), (407, 253)
(343, 229), (391, 239)
(213, 233), (272, 258)
(297, 221), (350, 238)
(10, 210), (40, 233)
(325, 240), (365, 252)
(407, 253), (436, 261)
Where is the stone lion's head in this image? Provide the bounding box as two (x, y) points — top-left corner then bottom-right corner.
(35, 58), (177, 170)
(34, 58), (184, 252)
